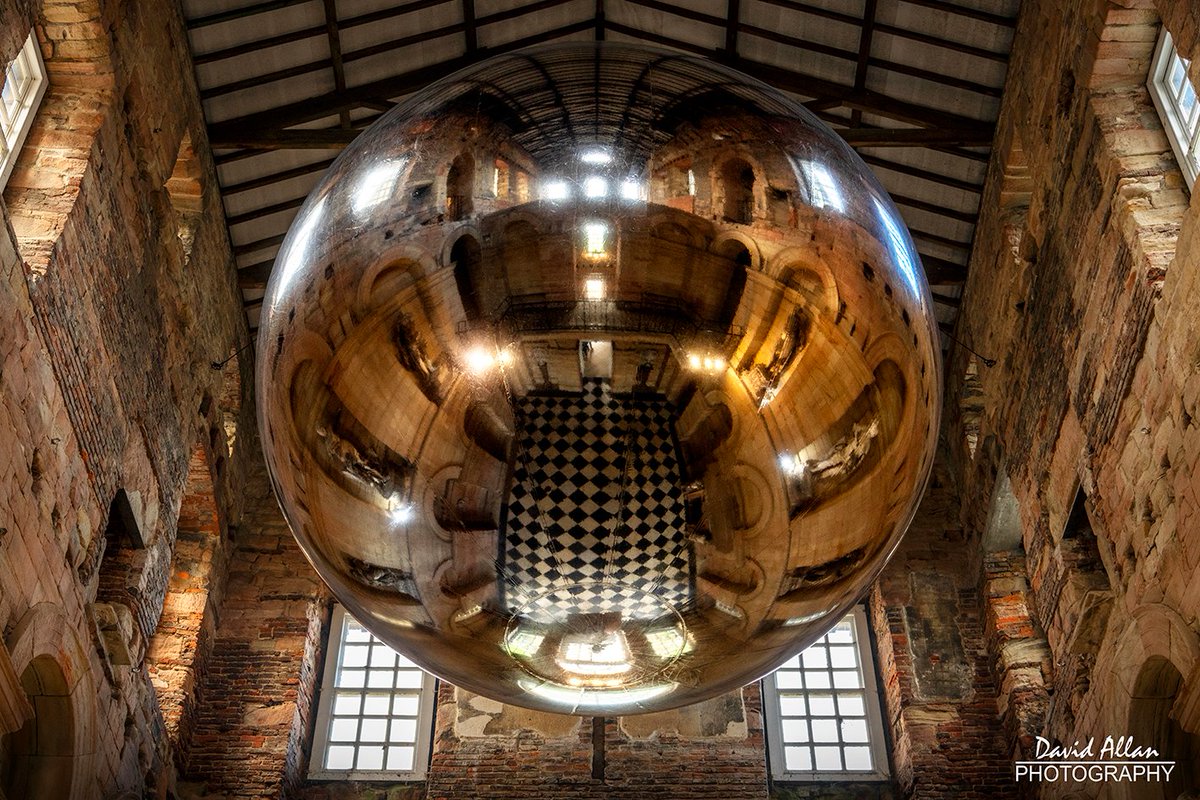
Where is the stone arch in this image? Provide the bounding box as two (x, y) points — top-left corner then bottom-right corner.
(356, 248), (427, 316)
(5, 0), (116, 276)
(146, 436), (223, 765)
(717, 156), (756, 224)
(4, 603), (97, 799)
(446, 151), (475, 220)
(0, 656), (74, 799)
(1101, 604), (1200, 799)
(1126, 657), (1200, 799)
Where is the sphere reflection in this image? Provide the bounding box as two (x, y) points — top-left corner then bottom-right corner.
(257, 42), (941, 715)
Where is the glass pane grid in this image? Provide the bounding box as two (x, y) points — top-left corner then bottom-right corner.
(772, 617), (878, 775)
(1151, 31), (1200, 185)
(322, 618), (426, 774)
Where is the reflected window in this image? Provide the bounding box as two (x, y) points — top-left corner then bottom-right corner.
(1148, 30), (1200, 186)
(762, 608), (889, 781)
(0, 32), (47, 189)
(583, 222), (608, 258)
(584, 175), (608, 198)
(310, 606), (437, 780)
(871, 196), (920, 296)
(721, 158), (755, 223)
(798, 160), (845, 212)
(584, 276), (605, 300)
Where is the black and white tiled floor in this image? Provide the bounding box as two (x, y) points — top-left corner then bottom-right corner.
(500, 379), (692, 619)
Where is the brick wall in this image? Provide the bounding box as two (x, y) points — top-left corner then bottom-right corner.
(0, 0), (249, 797)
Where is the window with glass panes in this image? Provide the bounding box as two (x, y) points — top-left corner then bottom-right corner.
(1148, 30), (1200, 187)
(309, 606), (437, 780)
(762, 607), (889, 781)
(0, 32), (46, 189)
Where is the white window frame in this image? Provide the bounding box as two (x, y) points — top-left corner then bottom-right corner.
(1148, 29), (1200, 187)
(762, 606), (890, 782)
(0, 32), (47, 190)
(309, 605), (437, 782)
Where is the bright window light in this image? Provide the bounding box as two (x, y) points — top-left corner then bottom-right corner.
(584, 277), (605, 300)
(583, 222), (608, 257)
(504, 628), (545, 658)
(581, 149), (612, 164)
(584, 176), (608, 198)
(620, 179), (644, 200)
(871, 195), (921, 296)
(801, 160), (845, 212)
(354, 159), (408, 214)
(687, 168), (696, 195)
(0, 32), (47, 189)
(645, 627), (692, 659)
(762, 608), (889, 781)
(557, 632), (632, 676)
(1148, 30), (1200, 186)
(542, 180), (570, 200)
(309, 607), (436, 780)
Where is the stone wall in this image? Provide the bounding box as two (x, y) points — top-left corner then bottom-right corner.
(950, 0), (1200, 796)
(0, 0), (250, 797)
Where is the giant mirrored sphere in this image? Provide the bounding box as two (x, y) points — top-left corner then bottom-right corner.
(257, 42), (941, 715)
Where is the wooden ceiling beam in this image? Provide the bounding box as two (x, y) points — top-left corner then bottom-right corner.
(750, 0), (860, 27)
(188, 0), (310, 29)
(859, 153), (982, 194)
(321, 0), (351, 129)
(850, 0), (877, 126)
(872, 22), (1007, 63)
(908, 226), (972, 253)
(238, 261), (275, 290)
(222, 158), (338, 196)
(193, 0), (454, 65)
(226, 197), (306, 228)
(207, 20), (594, 142)
(837, 127), (993, 146)
(919, 253), (968, 284)
(889, 191), (978, 224)
(896, 0), (1015, 28)
(724, 0), (739, 56)
(463, 0), (478, 54)
(235, 233), (287, 258)
(212, 129), (360, 149)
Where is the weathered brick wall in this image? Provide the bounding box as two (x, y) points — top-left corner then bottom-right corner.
(0, 0), (250, 797)
(870, 463), (1016, 800)
(182, 438), (329, 799)
(948, 0), (1200, 795)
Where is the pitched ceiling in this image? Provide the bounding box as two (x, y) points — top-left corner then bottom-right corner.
(179, 0), (1020, 339)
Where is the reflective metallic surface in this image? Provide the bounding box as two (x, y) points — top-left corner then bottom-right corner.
(257, 43), (941, 715)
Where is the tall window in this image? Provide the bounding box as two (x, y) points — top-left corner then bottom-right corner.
(1148, 30), (1200, 186)
(762, 608), (889, 781)
(0, 33), (47, 189)
(309, 606), (437, 781)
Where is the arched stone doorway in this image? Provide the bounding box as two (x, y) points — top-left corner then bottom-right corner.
(0, 655), (75, 799)
(1128, 657), (1200, 800)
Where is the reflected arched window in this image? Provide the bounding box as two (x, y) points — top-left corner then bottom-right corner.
(721, 158), (755, 224)
(446, 153), (474, 220)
